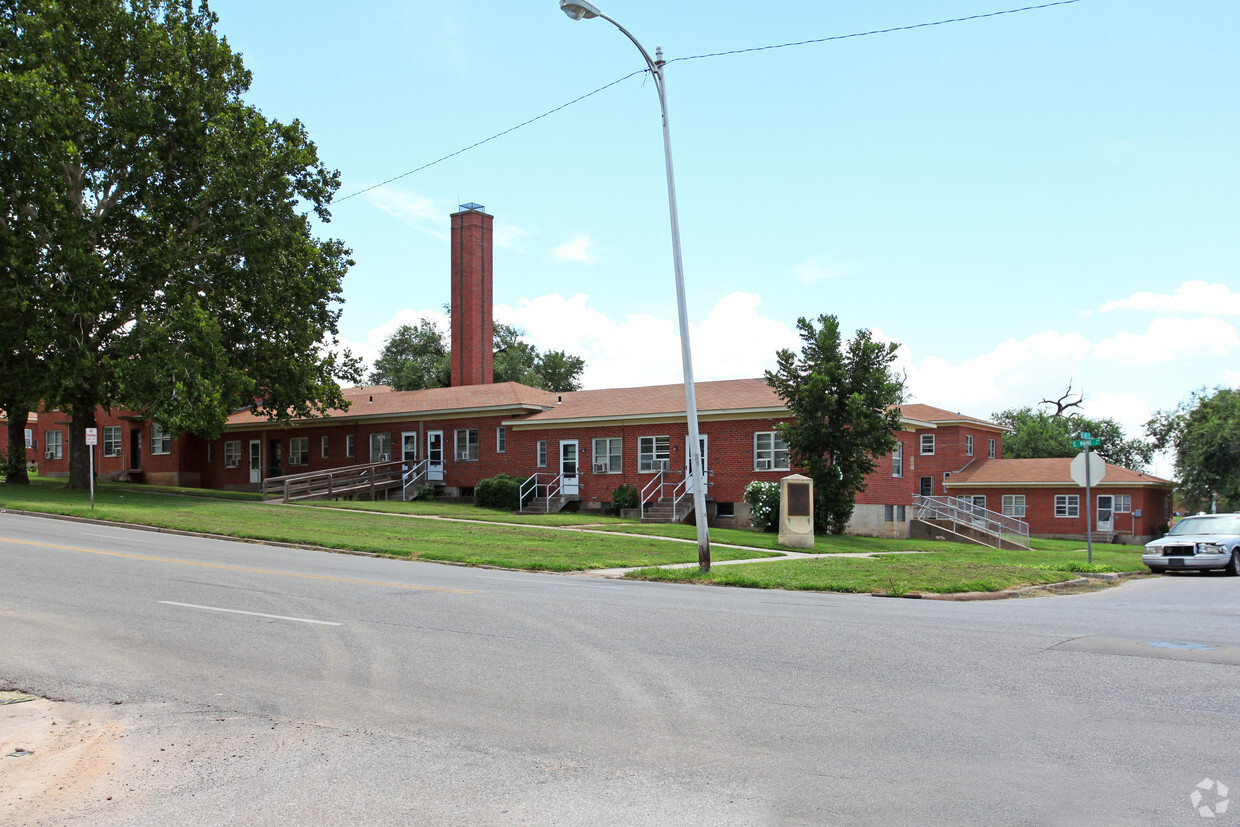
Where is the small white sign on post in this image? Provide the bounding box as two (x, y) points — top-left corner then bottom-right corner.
(85, 428), (98, 509)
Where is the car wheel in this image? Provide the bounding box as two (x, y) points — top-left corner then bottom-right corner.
(1226, 551), (1240, 577)
(1147, 567), (1166, 574)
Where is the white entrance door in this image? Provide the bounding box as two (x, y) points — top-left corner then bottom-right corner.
(560, 440), (579, 495)
(685, 434), (708, 493)
(401, 431), (418, 471)
(1097, 494), (1114, 534)
(248, 440), (261, 484)
(427, 430), (444, 481)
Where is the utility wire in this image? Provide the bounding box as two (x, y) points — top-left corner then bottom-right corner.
(332, 0), (1083, 206)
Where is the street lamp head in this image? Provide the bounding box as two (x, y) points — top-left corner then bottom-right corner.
(560, 0), (602, 21)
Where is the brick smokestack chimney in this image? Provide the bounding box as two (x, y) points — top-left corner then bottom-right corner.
(450, 203), (494, 387)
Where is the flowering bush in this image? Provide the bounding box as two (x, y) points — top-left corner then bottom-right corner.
(744, 480), (780, 532)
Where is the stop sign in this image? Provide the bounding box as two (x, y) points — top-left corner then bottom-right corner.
(1069, 451), (1106, 487)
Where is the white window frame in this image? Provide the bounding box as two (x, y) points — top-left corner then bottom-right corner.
(24, 428), (34, 449)
(1114, 494), (1132, 513)
(892, 441), (903, 478)
(224, 440), (242, 469)
(103, 425), (122, 457)
(1054, 495), (1080, 518)
(965, 434), (974, 457)
(496, 426), (506, 454)
(988, 438), (996, 459)
(536, 440), (548, 467)
(289, 437), (309, 466)
(455, 428), (479, 462)
(321, 435), (330, 459)
(370, 432), (391, 462)
(638, 435), (670, 473)
(346, 434), (356, 458)
(592, 437), (622, 473)
(754, 432), (790, 472)
(1002, 494), (1026, 518)
(920, 433), (935, 455)
(45, 430), (62, 459)
(151, 423), (172, 455)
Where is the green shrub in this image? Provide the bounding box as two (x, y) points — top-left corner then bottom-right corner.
(744, 480), (780, 532)
(611, 483), (638, 514)
(475, 473), (532, 511)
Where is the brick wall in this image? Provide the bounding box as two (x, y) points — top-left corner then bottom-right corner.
(450, 207), (494, 387)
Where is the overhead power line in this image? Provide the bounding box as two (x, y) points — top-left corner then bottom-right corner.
(331, 0), (1083, 206)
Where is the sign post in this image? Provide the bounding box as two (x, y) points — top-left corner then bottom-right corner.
(1069, 433), (1104, 563)
(85, 427), (98, 510)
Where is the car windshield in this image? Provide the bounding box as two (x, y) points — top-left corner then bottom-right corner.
(1168, 516), (1240, 536)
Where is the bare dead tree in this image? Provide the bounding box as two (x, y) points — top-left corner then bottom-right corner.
(1039, 384), (1084, 417)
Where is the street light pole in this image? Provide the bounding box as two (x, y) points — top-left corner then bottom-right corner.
(560, 1), (710, 571)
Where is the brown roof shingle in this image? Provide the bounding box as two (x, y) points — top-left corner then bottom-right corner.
(946, 458), (1172, 487)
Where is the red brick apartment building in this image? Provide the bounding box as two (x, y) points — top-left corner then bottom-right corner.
(30, 204), (1173, 543)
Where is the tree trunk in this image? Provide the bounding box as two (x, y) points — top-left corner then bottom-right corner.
(67, 409), (96, 490)
(5, 409), (31, 484)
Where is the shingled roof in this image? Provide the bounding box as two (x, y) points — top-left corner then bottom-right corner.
(946, 458), (1172, 487)
(511, 378), (785, 425)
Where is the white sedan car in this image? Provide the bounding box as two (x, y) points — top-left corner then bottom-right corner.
(1143, 514), (1240, 575)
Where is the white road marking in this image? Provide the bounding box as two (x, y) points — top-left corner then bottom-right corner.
(159, 601), (342, 626)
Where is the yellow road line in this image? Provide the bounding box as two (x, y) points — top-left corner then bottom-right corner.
(0, 535), (479, 594)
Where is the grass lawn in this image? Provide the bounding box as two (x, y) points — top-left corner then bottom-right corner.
(626, 540), (1147, 594)
(310, 497), (640, 527)
(0, 478), (777, 571)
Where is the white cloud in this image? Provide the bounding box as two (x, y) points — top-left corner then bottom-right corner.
(792, 256), (858, 283)
(553, 234), (594, 265)
(1093, 316), (1240, 363)
(1100, 280), (1240, 315)
(339, 307), (449, 380)
(494, 223), (533, 251)
(363, 188), (449, 239)
(1224, 369), (1240, 388)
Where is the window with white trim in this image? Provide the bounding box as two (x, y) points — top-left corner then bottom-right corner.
(919, 476), (933, 496)
(45, 430), (62, 459)
(151, 423), (172, 455)
(638, 435), (670, 472)
(455, 429), (478, 461)
(370, 432), (391, 462)
(346, 434), (356, 458)
(592, 437), (622, 473)
(289, 437), (309, 466)
(24, 428), (34, 449)
(988, 438), (996, 459)
(754, 432), (790, 471)
(965, 435), (974, 457)
(1002, 494), (1026, 517)
(496, 426), (506, 453)
(1054, 495), (1079, 518)
(1114, 494), (1132, 513)
(224, 441), (242, 468)
(920, 433), (935, 455)
(103, 425), (122, 457)
(536, 440), (548, 467)
(892, 441), (903, 478)
(321, 436), (330, 458)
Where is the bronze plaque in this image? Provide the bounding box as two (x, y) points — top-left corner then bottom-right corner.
(786, 483), (811, 517)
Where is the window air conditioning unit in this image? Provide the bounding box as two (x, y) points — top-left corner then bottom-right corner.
(655, 459), (671, 472)
(755, 459), (772, 470)
(456, 452), (471, 461)
(593, 462), (610, 474)
(44, 450), (56, 459)
(377, 453), (390, 461)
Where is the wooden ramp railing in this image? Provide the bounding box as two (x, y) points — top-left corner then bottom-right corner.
(262, 459), (408, 503)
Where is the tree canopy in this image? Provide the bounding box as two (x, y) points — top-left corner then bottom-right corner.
(2, 0), (359, 487)
(368, 319), (585, 393)
(1147, 387), (1240, 511)
(992, 402), (1154, 472)
(766, 315), (904, 534)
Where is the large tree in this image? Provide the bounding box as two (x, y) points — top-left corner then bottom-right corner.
(369, 319), (585, 393)
(766, 315), (904, 534)
(2, 0), (359, 488)
(1148, 387), (1240, 512)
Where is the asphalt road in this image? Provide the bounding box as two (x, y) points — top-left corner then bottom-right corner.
(2, 511), (1238, 825)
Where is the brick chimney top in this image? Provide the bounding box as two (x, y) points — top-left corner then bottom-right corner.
(450, 205), (494, 387)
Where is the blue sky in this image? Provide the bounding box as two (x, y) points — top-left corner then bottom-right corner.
(208, 0), (1238, 476)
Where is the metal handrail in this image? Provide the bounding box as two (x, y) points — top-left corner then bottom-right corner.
(402, 459), (430, 499)
(519, 473), (563, 512)
(913, 495), (1030, 548)
(640, 471), (666, 519)
(670, 474), (690, 522)
(263, 459), (404, 503)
